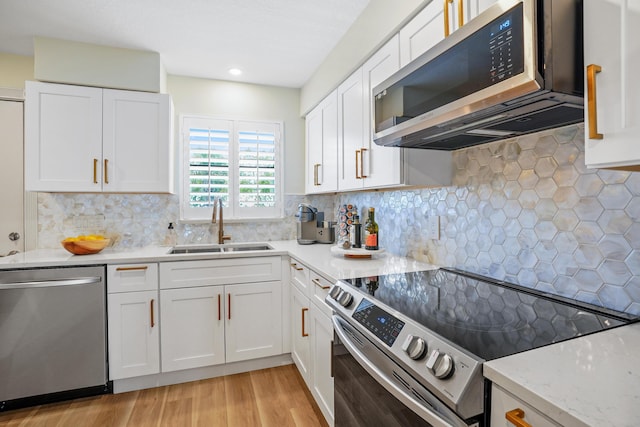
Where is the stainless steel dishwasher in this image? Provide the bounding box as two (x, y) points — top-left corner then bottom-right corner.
(0, 265), (109, 410)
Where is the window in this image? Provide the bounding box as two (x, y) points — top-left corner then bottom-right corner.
(181, 116), (282, 221)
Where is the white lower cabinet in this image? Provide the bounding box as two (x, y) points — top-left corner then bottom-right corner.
(159, 257), (283, 372)
(289, 257), (334, 426)
(291, 285), (311, 384)
(160, 285), (225, 372)
(491, 384), (561, 427)
(107, 263), (160, 380)
(225, 281), (282, 363)
(309, 304), (334, 424)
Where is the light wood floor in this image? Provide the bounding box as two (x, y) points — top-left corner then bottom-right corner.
(0, 364), (328, 427)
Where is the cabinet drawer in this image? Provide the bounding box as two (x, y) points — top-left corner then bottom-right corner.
(289, 257), (310, 295)
(309, 270), (332, 318)
(160, 256), (282, 290)
(491, 384), (561, 427)
(107, 263), (158, 293)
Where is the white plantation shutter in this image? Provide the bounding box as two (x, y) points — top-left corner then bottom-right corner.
(181, 116), (282, 221)
(236, 121), (279, 217)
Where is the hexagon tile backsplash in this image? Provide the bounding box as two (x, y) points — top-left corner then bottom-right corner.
(37, 123), (640, 314)
(338, 124), (640, 315)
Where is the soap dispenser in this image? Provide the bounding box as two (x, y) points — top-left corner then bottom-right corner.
(164, 222), (177, 246)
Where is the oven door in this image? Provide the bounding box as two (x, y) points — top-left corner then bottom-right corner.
(332, 315), (476, 427)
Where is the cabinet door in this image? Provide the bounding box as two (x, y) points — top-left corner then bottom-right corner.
(225, 281), (283, 363)
(584, 2), (640, 169)
(362, 35), (402, 189)
(309, 305), (334, 425)
(400, 2), (446, 67)
(306, 90), (338, 194)
(108, 290), (159, 380)
(290, 284), (311, 385)
(337, 68), (365, 191)
(25, 81), (103, 192)
(102, 89), (174, 193)
(160, 286), (225, 372)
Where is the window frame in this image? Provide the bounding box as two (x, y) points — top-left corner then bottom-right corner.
(179, 114), (284, 222)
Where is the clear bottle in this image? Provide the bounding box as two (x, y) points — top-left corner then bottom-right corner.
(364, 208), (379, 250)
(350, 215), (362, 248)
(163, 222), (177, 246)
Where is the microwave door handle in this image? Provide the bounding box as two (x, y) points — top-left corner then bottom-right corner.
(331, 316), (465, 427)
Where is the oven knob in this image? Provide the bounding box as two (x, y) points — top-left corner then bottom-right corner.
(329, 286), (342, 300)
(336, 291), (353, 307)
(401, 335), (427, 360)
(426, 350), (455, 379)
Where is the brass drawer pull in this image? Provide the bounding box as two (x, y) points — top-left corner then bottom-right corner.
(312, 278), (330, 290)
(355, 150), (361, 179)
(457, 0), (464, 28)
(290, 263), (304, 271)
(444, 0), (454, 37)
(116, 266), (149, 272)
(104, 159), (109, 184)
(505, 408), (532, 427)
(93, 158), (98, 184)
(360, 148), (367, 178)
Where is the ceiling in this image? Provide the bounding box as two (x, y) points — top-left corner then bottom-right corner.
(0, 0), (370, 88)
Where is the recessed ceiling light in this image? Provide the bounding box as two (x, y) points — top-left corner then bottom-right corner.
(228, 68), (242, 76)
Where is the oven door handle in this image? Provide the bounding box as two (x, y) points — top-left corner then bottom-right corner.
(332, 315), (467, 427)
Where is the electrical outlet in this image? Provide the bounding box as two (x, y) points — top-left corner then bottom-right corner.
(428, 215), (440, 240)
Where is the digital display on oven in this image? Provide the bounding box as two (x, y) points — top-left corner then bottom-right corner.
(352, 299), (405, 347)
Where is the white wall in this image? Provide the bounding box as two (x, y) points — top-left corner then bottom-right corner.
(167, 75), (305, 194)
(300, 0), (428, 114)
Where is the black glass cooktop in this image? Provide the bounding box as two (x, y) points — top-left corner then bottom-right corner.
(343, 268), (637, 360)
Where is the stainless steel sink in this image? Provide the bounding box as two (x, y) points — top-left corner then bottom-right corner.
(169, 243), (273, 254)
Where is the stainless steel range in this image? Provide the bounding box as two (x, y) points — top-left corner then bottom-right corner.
(327, 268), (636, 427)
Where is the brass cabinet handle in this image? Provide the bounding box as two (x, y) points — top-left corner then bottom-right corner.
(104, 159), (109, 184)
(587, 64), (604, 139)
(228, 293), (231, 320)
(115, 266), (148, 271)
(150, 299), (155, 328)
(301, 307), (309, 337)
(355, 150), (362, 179)
(312, 278), (330, 290)
(290, 263), (304, 271)
(457, 0), (464, 28)
(360, 148), (367, 178)
(444, 0), (454, 37)
(505, 408), (532, 427)
(218, 294), (221, 321)
(93, 158), (98, 184)
(313, 163), (321, 186)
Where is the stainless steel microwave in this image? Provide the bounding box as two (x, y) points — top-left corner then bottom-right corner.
(373, 0), (583, 150)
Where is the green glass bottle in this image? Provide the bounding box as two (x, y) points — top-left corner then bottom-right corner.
(364, 207), (379, 250)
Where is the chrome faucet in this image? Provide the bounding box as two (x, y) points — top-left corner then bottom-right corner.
(212, 198), (231, 244)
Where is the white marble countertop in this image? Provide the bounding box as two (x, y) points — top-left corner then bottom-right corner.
(0, 240), (437, 281)
(484, 322), (640, 427)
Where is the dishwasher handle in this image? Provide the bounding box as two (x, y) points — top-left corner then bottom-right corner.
(0, 276), (102, 290)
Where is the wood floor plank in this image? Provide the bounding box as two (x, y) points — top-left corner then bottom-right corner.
(0, 365), (326, 427)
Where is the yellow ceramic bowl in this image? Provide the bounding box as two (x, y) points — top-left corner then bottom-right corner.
(61, 238), (110, 255)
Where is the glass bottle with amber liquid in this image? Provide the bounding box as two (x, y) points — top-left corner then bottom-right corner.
(364, 207), (379, 250)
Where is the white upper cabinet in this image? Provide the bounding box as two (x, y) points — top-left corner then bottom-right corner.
(584, 1), (640, 169)
(361, 35), (403, 189)
(25, 81), (174, 193)
(400, 0), (498, 67)
(338, 36), (404, 191)
(400, 1), (447, 67)
(305, 90), (338, 194)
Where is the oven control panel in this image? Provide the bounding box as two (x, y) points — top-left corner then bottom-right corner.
(352, 298), (405, 347)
